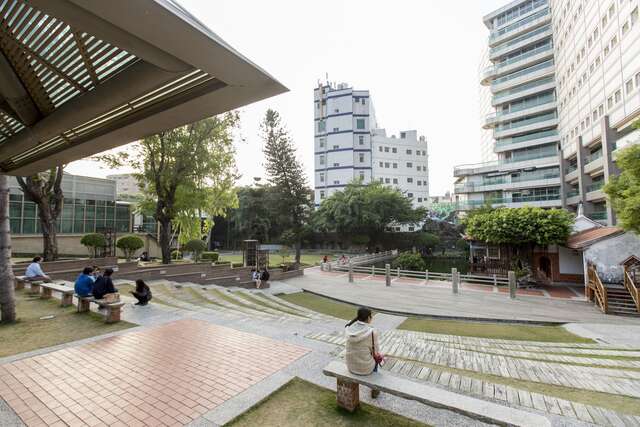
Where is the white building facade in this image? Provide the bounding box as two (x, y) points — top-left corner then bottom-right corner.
(314, 82), (429, 207)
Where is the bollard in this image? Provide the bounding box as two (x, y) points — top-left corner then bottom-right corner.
(493, 274), (497, 287)
(385, 264), (391, 287)
(372, 265), (375, 276)
(397, 267), (400, 278)
(452, 268), (459, 294)
(321, 263), (324, 272)
(508, 271), (516, 299)
(425, 269), (429, 283)
(328, 262), (332, 272)
(348, 262), (354, 283)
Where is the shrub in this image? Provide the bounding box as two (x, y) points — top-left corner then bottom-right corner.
(183, 239), (207, 262)
(391, 252), (426, 271)
(80, 233), (106, 258)
(171, 250), (182, 260)
(116, 235), (145, 261)
(201, 251), (219, 262)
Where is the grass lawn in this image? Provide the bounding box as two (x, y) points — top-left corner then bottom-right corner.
(227, 378), (428, 427)
(218, 253), (341, 268)
(399, 317), (594, 343)
(277, 292), (369, 320)
(0, 290), (135, 358)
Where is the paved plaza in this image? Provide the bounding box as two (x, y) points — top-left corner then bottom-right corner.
(2, 274), (640, 426)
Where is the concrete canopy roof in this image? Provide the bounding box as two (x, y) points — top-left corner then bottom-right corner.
(0, 0), (287, 175)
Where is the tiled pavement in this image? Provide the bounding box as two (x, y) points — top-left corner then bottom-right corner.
(0, 319), (308, 427)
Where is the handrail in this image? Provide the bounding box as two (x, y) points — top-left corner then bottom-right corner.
(624, 267), (640, 313)
(587, 264), (608, 313)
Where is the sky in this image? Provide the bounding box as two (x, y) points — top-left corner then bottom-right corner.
(67, 0), (508, 197)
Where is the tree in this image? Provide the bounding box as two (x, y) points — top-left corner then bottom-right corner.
(16, 167), (64, 261)
(464, 207), (574, 269)
(604, 142), (640, 233)
(184, 239), (207, 262)
(261, 109), (312, 265)
(116, 235), (145, 261)
(0, 175), (15, 322)
(98, 115), (239, 264)
(412, 232), (439, 252)
(314, 181), (426, 245)
(81, 233), (106, 258)
(392, 252), (426, 271)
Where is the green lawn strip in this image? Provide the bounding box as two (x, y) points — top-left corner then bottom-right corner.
(0, 290), (135, 358)
(535, 351), (640, 361)
(389, 356), (640, 416)
(142, 284), (189, 309)
(233, 292), (308, 317)
(208, 289), (272, 314)
(277, 292), (370, 321)
(399, 317), (594, 343)
(227, 377), (428, 427)
(184, 288), (230, 310)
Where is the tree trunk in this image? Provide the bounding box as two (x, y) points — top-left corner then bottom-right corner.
(159, 218), (172, 264)
(0, 175), (16, 322)
(39, 209), (58, 261)
(294, 240), (301, 266)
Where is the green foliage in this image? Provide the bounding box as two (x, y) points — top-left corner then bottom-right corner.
(96, 114), (240, 263)
(171, 250), (182, 260)
(277, 246), (290, 264)
(183, 239), (207, 261)
(116, 235), (145, 260)
(80, 233), (106, 258)
(411, 232), (439, 250)
(201, 251), (219, 262)
(604, 142), (640, 234)
(455, 238), (469, 253)
(313, 180), (426, 244)
(262, 109), (313, 263)
(351, 234), (370, 246)
(392, 252), (426, 271)
(464, 207), (574, 246)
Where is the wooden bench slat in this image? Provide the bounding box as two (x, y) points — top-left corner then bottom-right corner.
(323, 361), (550, 427)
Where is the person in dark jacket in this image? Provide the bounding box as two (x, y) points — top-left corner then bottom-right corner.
(131, 279), (152, 306)
(91, 268), (118, 299)
(74, 267), (95, 297)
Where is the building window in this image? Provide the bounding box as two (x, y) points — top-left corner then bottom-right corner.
(598, 104), (604, 116)
(632, 7), (639, 24)
(408, 226), (415, 232)
(353, 97), (359, 103)
(626, 79), (634, 94)
(385, 178), (390, 184)
(622, 21), (630, 35)
(384, 147), (389, 152)
(379, 178), (383, 183)
(407, 193), (413, 198)
(378, 146), (382, 152)
(359, 153), (365, 163)
(356, 118), (365, 129)
(319, 155), (325, 165)
(636, 73), (640, 88)
(320, 191), (325, 199)
(592, 110), (598, 122)
(406, 149), (412, 155)
(379, 161), (383, 167)
(392, 147), (397, 153)
(317, 120), (325, 133)
(615, 89), (622, 103)
(417, 181), (422, 186)
(359, 135), (365, 145)
(416, 166), (421, 171)
(384, 162), (390, 168)
(333, 163), (339, 167)
(400, 132), (406, 138)
(333, 127), (339, 132)
(359, 171), (365, 180)
(319, 138), (325, 148)
(406, 162), (413, 168)
(607, 96), (614, 109)
(333, 180), (340, 185)
(407, 178), (413, 183)
(417, 197), (422, 202)
(393, 163), (397, 169)
(361, 98), (365, 105)
(393, 178), (398, 184)
(333, 145), (339, 150)
(319, 173), (325, 183)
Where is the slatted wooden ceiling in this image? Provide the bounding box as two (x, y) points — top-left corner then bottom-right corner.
(0, 0), (137, 142)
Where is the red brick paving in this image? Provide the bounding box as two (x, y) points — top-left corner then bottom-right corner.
(537, 285), (580, 298)
(497, 287), (545, 296)
(462, 283), (494, 292)
(0, 319), (309, 426)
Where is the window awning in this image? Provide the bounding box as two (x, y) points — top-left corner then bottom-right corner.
(0, 0), (287, 175)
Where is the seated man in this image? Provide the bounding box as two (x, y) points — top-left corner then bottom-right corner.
(74, 267), (95, 297)
(24, 256), (52, 283)
(92, 268), (118, 300)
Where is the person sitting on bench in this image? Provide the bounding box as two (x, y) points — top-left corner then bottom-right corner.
(131, 279), (152, 306)
(92, 268), (118, 300)
(345, 307), (384, 398)
(25, 256), (52, 283)
(74, 267), (95, 297)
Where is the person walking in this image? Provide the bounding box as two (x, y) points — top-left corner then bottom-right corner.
(24, 256), (52, 283)
(131, 279), (152, 306)
(345, 307), (384, 398)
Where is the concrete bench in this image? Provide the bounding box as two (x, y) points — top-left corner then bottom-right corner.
(76, 295), (125, 323)
(40, 283), (74, 307)
(322, 361), (550, 427)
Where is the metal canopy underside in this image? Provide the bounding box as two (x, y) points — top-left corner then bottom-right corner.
(0, 0), (287, 175)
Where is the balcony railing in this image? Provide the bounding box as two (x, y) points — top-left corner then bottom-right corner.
(492, 60), (554, 87)
(495, 111), (556, 132)
(566, 189), (579, 198)
(586, 181), (604, 193)
(495, 44), (553, 70)
(454, 152), (558, 175)
(490, 9), (550, 41)
(489, 24), (551, 57)
(462, 193), (560, 207)
(492, 76), (554, 103)
(589, 211), (608, 221)
(511, 171), (559, 182)
(566, 164), (577, 174)
(586, 149), (603, 164)
(495, 129), (558, 147)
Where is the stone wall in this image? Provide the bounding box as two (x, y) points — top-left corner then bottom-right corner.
(585, 232), (640, 283)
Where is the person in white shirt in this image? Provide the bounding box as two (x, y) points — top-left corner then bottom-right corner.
(24, 256), (52, 283)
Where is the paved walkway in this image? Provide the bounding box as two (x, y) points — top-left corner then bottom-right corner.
(291, 267), (640, 324)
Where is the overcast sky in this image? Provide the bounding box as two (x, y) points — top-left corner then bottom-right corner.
(67, 0), (507, 196)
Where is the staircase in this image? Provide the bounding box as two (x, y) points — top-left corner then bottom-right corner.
(605, 285), (640, 317)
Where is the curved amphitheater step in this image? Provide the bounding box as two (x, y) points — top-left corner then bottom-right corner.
(306, 330), (640, 425)
(212, 288), (311, 321)
(234, 290), (337, 321)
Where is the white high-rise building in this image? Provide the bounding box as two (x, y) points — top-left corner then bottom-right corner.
(453, 0), (640, 227)
(313, 82), (429, 208)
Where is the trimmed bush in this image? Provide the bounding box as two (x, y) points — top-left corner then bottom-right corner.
(183, 239), (207, 262)
(116, 235), (145, 261)
(391, 252), (426, 271)
(201, 251), (219, 262)
(171, 250), (182, 260)
(80, 233), (106, 258)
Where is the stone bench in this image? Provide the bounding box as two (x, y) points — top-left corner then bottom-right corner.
(322, 361), (550, 427)
(40, 283), (74, 307)
(76, 295), (125, 323)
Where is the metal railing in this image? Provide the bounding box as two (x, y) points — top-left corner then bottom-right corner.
(566, 189), (579, 198)
(490, 24), (551, 57)
(490, 8), (550, 40)
(566, 164), (578, 174)
(493, 76), (554, 102)
(495, 129), (558, 148)
(585, 150), (603, 164)
(586, 181), (604, 193)
(491, 60), (554, 87)
(589, 211), (607, 221)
